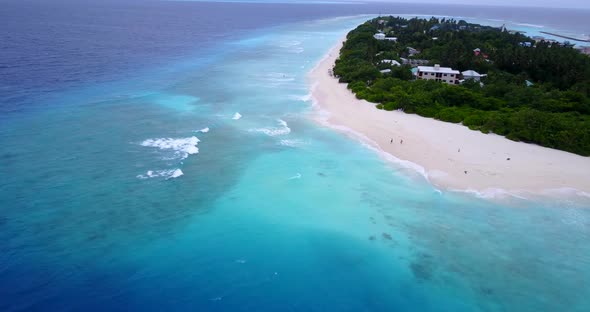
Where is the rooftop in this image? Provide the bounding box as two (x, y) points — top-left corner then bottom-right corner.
(417, 65), (460, 75)
(461, 70), (486, 77)
(382, 59), (401, 66)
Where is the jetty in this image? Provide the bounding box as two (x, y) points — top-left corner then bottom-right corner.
(540, 31), (590, 43)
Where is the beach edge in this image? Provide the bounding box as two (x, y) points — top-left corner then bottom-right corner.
(308, 37), (590, 200)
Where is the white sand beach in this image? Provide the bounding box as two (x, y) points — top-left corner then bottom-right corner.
(310, 40), (590, 196)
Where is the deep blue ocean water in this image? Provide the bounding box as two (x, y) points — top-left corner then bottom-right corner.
(1, 1), (590, 311)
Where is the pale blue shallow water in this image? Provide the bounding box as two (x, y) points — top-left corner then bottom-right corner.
(1, 1), (590, 311)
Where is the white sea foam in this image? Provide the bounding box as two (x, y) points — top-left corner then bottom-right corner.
(289, 93), (312, 102)
(140, 136), (200, 160)
(232, 112), (242, 120)
(261, 72), (296, 83)
(270, 77), (296, 83)
(452, 188), (528, 200)
(279, 139), (305, 147)
(290, 47), (305, 54)
(250, 119), (291, 136)
(278, 40), (302, 48)
(454, 187), (590, 202)
(198, 127), (210, 133)
(169, 169), (184, 179)
(515, 23), (544, 28)
(136, 169), (184, 180)
(531, 187), (590, 201)
(288, 173), (302, 180)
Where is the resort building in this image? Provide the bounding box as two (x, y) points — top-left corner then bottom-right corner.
(373, 33), (386, 40)
(374, 33), (397, 41)
(461, 70), (487, 81)
(415, 64), (460, 84)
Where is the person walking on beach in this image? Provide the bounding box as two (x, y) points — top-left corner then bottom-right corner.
(400, 139), (403, 144)
(390, 138), (393, 144)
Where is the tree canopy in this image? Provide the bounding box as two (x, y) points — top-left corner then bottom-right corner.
(333, 17), (590, 156)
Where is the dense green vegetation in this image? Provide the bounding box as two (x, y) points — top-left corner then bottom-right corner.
(334, 17), (590, 156)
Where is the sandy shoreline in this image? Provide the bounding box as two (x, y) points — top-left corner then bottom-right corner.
(309, 39), (590, 197)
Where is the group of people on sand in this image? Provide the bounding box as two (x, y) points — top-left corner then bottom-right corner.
(386, 137), (512, 176)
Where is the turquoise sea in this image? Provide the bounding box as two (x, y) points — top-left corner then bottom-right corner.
(1, 1), (590, 311)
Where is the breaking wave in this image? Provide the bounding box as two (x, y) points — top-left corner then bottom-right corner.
(137, 169), (184, 180)
(250, 119), (291, 136)
(289, 93), (312, 102)
(140, 136), (200, 160)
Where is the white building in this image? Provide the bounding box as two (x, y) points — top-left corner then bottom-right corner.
(374, 33), (397, 41)
(461, 70), (487, 81)
(373, 33), (386, 40)
(416, 64), (460, 84)
(401, 57), (429, 66)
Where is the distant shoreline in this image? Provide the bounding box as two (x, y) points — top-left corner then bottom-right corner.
(309, 38), (590, 197)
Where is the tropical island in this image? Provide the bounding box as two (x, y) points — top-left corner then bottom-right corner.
(333, 17), (590, 156)
(311, 17), (590, 193)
